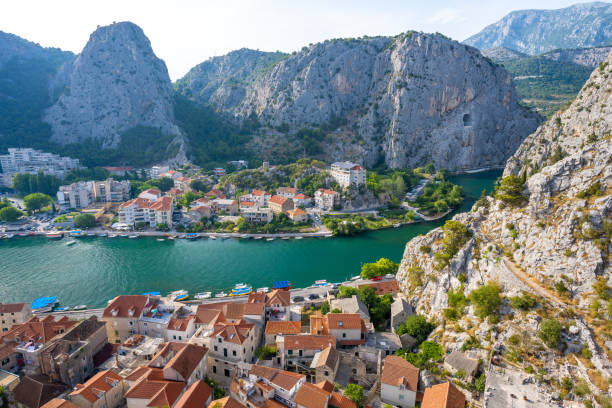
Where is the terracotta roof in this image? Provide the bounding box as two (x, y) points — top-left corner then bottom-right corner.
(293, 193), (310, 200)
(240, 201), (255, 207)
(421, 382), (466, 408)
(312, 346), (338, 369)
(252, 190), (266, 196)
(167, 188), (184, 195)
(359, 280), (399, 294)
(249, 365), (305, 391)
(243, 302), (264, 316)
(310, 312), (328, 335)
(293, 382), (329, 408)
(174, 381), (213, 408)
(0, 303), (28, 313)
(317, 188), (337, 195)
(254, 380), (274, 393)
(194, 308), (225, 326)
(208, 396), (245, 408)
(165, 343), (208, 381)
(329, 393), (356, 408)
(126, 366), (152, 382)
(288, 208), (307, 216)
(147, 381), (185, 407)
(247, 292), (266, 304)
(192, 197), (211, 205)
(41, 399), (79, 408)
(283, 335), (336, 350)
(13, 375), (68, 408)
(2, 316), (76, 344)
(140, 188), (161, 196)
(381, 356), (419, 391)
(213, 321), (254, 345)
(277, 187), (297, 194)
(315, 380), (335, 393)
(69, 370), (123, 403)
(150, 196), (173, 212)
(325, 313), (362, 330)
(119, 197), (151, 209)
(266, 289), (290, 307)
(103, 295), (148, 319)
(269, 195), (289, 205)
(0, 342), (16, 360)
(265, 321), (301, 335)
(168, 315), (195, 332)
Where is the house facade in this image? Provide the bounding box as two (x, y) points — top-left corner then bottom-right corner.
(329, 162), (366, 189)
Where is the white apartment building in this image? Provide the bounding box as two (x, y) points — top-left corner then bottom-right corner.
(148, 165), (169, 179)
(57, 181), (94, 209)
(241, 207), (273, 224)
(93, 179), (131, 203)
(314, 189), (339, 211)
(118, 196), (173, 228)
(330, 161), (366, 189)
(0, 148), (81, 186)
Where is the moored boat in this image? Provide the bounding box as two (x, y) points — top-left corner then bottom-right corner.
(31, 296), (59, 313)
(350, 275), (361, 281)
(195, 292), (211, 300)
(70, 230), (84, 237)
(313, 279), (328, 287)
(128, 235), (138, 239)
(66, 240), (76, 246)
(215, 291), (228, 298)
(294, 236), (303, 240)
(87, 232), (96, 236)
(169, 290), (189, 301)
(256, 287), (269, 293)
(254, 236), (262, 240)
(98, 233), (107, 237)
(46, 232), (63, 239)
(230, 286), (252, 296)
(185, 233), (198, 239)
(266, 238), (275, 241)
(73, 305), (87, 310)
(157, 238), (165, 242)
(109, 234), (117, 238)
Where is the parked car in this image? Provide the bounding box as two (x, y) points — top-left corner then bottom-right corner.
(308, 294), (319, 300)
(371, 276), (382, 281)
(292, 296), (305, 303)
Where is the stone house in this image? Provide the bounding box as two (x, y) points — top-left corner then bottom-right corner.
(421, 381), (466, 408)
(278, 335), (336, 370)
(268, 195), (294, 215)
(310, 346), (339, 384)
(69, 370), (127, 408)
(264, 321), (301, 346)
(0, 302), (32, 333)
(391, 297), (413, 333)
(380, 356), (420, 408)
(443, 350), (479, 380)
(329, 296), (370, 322)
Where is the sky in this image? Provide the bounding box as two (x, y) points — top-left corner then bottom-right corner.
(0, 0), (591, 80)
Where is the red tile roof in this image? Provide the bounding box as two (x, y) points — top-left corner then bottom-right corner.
(240, 201), (255, 207)
(266, 289), (290, 307)
(174, 381), (212, 408)
(359, 280), (400, 295)
(317, 189), (337, 195)
(1, 316), (76, 344)
(208, 397), (245, 408)
(150, 196), (173, 212)
(213, 321), (254, 345)
(69, 370), (123, 403)
(421, 382), (466, 408)
(0, 303), (28, 313)
(329, 392), (356, 408)
(269, 195), (289, 205)
(325, 313), (362, 330)
(265, 321), (301, 335)
(41, 399), (79, 408)
(249, 365), (305, 391)
(293, 193), (310, 200)
(140, 188), (161, 196)
(243, 302), (264, 316)
(103, 295), (148, 319)
(293, 382), (329, 408)
(283, 335), (336, 350)
(164, 343), (208, 381)
(168, 315), (195, 332)
(119, 197), (152, 209)
(252, 190), (266, 196)
(381, 356), (419, 392)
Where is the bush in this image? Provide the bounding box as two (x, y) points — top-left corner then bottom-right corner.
(509, 293), (537, 310)
(344, 384), (364, 407)
(469, 283), (501, 318)
(74, 213), (96, 228)
(397, 315), (435, 345)
(494, 175), (526, 206)
(434, 220), (471, 270)
(360, 258), (398, 279)
(576, 182), (602, 199)
(538, 318), (562, 349)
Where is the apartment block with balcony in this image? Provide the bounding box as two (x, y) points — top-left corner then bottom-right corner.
(0, 148), (81, 187)
(93, 179), (131, 203)
(329, 162), (366, 189)
(57, 182), (94, 209)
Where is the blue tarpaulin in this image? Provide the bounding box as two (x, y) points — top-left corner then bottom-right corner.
(273, 280), (290, 289)
(142, 292), (161, 296)
(31, 296), (57, 309)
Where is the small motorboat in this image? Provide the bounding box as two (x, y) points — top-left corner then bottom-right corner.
(66, 240), (76, 246)
(266, 238), (275, 241)
(86, 232), (96, 236)
(46, 232), (63, 239)
(350, 275), (361, 281)
(294, 236), (303, 240)
(73, 305), (87, 310)
(129, 235), (138, 239)
(256, 287), (269, 293)
(4, 233), (14, 239)
(282, 237), (290, 240)
(240, 234), (249, 239)
(169, 290), (189, 301)
(98, 233), (107, 237)
(168, 235), (176, 240)
(313, 279), (328, 287)
(69, 230), (83, 237)
(53, 306), (71, 312)
(215, 291), (228, 298)
(195, 292), (212, 300)
(234, 283), (248, 289)
(254, 236), (262, 240)
(120, 234), (128, 238)
(109, 234), (117, 238)
(231, 286), (252, 296)
(186, 233), (198, 239)
(157, 238), (165, 242)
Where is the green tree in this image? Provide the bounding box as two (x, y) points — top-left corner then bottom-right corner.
(24, 193), (52, 213)
(149, 177), (174, 192)
(435, 220), (471, 270)
(74, 213), (96, 228)
(360, 258), (399, 279)
(344, 384), (364, 408)
(469, 284), (502, 318)
(397, 315), (435, 345)
(0, 206), (24, 222)
(538, 319), (562, 349)
(494, 175), (526, 205)
(190, 179), (208, 192)
(156, 223), (169, 231)
(320, 301), (330, 315)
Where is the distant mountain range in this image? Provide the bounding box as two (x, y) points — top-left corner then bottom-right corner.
(464, 2), (612, 55)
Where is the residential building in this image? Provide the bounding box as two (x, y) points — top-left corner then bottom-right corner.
(278, 335), (336, 370)
(118, 196), (174, 228)
(213, 199), (238, 216)
(329, 296), (370, 323)
(174, 177), (193, 192)
(1, 316), (77, 376)
(57, 182), (94, 209)
(0, 148), (80, 187)
(268, 195), (293, 215)
(230, 160), (248, 170)
(310, 313), (366, 347)
(174, 381), (213, 408)
(264, 321), (301, 345)
(329, 162), (366, 189)
(93, 179), (130, 203)
(380, 356), (419, 408)
(149, 342), (209, 384)
(232, 365), (306, 408)
(149, 196), (174, 226)
(101, 166), (132, 176)
(205, 189), (226, 199)
(248, 290), (291, 322)
(149, 165), (170, 179)
(102, 295), (174, 343)
(391, 297), (413, 333)
(69, 370), (127, 408)
(191, 197), (212, 208)
(0, 302), (32, 333)
(292, 193), (312, 208)
(190, 205), (213, 221)
(166, 315), (196, 342)
(137, 188), (161, 201)
(276, 187), (297, 199)
(40, 317), (108, 386)
(160, 170), (183, 180)
(0, 369), (20, 392)
(13, 375), (68, 408)
(208, 320), (257, 382)
(167, 188), (184, 197)
(208, 397), (245, 408)
(310, 346), (339, 384)
(214, 168), (227, 177)
(443, 350), (479, 380)
(293, 381), (356, 408)
(240, 190), (270, 207)
(241, 207), (273, 224)
(287, 208), (308, 223)
(420, 382), (465, 408)
(314, 189), (339, 211)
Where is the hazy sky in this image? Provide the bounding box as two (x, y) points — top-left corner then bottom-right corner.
(0, 0), (589, 80)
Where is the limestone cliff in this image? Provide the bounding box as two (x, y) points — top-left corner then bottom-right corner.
(44, 22), (185, 161)
(178, 32), (541, 171)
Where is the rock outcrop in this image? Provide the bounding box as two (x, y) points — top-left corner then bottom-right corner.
(179, 32), (541, 171)
(44, 22), (185, 156)
(464, 2), (612, 55)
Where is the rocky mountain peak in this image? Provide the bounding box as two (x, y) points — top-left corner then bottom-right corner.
(44, 21), (185, 157)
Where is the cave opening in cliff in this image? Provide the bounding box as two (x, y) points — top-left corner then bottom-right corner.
(463, 113), (473, 126)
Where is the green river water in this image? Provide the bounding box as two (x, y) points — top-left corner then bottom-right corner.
(0, 171), (500, 308)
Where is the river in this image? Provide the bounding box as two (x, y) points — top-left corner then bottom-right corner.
(0, 171), (500, 307)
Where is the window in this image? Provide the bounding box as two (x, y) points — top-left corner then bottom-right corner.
(218, 338), (222, 343)
(173, 335), (176, 340)
(224, 369), (230, 377)
(288, 350), (293, 355)
(324, 371), (329, 376)
(299, 350), (303, 357)
(233, 350), (237, 356)
(214, 346), (218, 351)
(213, 366), (216, 373)
(342, 333), (346, 338)
(179, 336), (182, 340)
(399, 394), (404, 400)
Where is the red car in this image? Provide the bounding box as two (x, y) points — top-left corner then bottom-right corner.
(371, 276), (382, 281)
